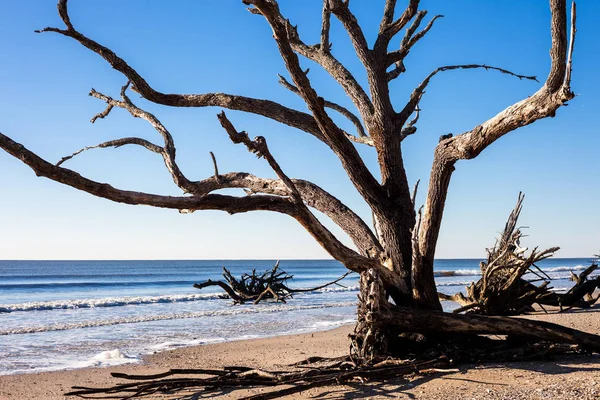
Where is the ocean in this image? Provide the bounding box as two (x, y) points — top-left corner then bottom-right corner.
(0, 258), (593, 375)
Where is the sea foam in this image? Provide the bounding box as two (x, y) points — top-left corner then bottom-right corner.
(0, 301), (357, 336)
(0, 293), (226, 313)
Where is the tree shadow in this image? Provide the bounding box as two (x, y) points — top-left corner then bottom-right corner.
(470, 353), (600, 376)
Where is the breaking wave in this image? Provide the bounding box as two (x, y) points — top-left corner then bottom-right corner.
(543, 265), (588, 273)
(0, 301), (356, 335)
(0, 293), (227, 313)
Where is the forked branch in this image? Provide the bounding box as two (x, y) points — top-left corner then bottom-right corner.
(36, 1), (328, 144)
(397, 64), (539, 124)
(278, 74), (370, 143)
(244, 0), (383, 208)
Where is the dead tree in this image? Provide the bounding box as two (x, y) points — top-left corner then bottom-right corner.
(0, 0), (591, 362)
(193, 261), (351, 304)
(442, 195), (600, 314)
(440, 193), (600, 315)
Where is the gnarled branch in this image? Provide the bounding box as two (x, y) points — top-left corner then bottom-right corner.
(415, 0), (577, 305)
(36, 1), (327, 144)
(376, 0), (420, 51)
(397, 64), (539, 125)
(0, 132), (297, 215)
(191, 172), (382, 257)
(246, 1), (374, 120)
(243, 0), (384, 208)
(278, 74), (368, 140)
(387, 13), (444, 81)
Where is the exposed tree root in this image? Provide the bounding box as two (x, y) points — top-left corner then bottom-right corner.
(193, 261), (351, 304)
(439, 193), (600, 315)
(65, 330), (596, 400)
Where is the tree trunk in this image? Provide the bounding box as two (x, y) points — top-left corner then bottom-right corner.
(350, 269), (389, 362)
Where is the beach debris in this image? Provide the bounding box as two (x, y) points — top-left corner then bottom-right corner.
(64, 336), (595, 400)
(439, 193), (600, 315)
(65, 356), (455, 399)
(193, 261), (351, 304)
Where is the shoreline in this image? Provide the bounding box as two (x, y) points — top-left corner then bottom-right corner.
(1, 309), (600, 399)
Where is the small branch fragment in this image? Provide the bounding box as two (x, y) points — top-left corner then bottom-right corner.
(209, 151), (221, 182)
(564, 1), (577, 87)
(90, 104), (114, 123)
(56, 137), (162, 167)
(410, 179), (420, 207)
(321, 0), (332, 52)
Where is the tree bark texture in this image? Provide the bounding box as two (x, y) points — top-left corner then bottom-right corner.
(0, 0), (584, 359)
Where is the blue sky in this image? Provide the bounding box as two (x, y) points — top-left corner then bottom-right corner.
(0, 1), (598, 260)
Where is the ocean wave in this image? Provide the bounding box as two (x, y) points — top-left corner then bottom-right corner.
(0, 293), (227, 312)
(542, 265), (588, 273)
(0, 301), (356, 336)
(0, 285), (361, 313)
(0, 280), (196, 290)
(312, 285), (359, 293)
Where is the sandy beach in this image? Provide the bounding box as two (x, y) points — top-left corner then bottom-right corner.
(1, 308), (599, 400)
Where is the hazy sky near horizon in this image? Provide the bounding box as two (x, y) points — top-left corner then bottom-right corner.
(0, 1), (598, 260)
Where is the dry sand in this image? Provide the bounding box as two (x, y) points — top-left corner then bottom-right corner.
(1, 308), (599, 399)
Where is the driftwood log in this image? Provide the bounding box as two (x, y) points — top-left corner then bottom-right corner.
(439, 193), (600, 315)
(194, 261), (351, 304)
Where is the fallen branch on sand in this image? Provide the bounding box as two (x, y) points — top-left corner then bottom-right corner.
(194, 261), (352, 304)
(438, 193), (600, 315)
(65, 334), (595, 400)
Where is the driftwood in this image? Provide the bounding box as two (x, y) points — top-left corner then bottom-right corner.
(194, 261), (351, 304)
(66, 357), (455, 399)
(439, 193), (600, 315)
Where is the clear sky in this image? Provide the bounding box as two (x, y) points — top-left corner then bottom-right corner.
(0, 1), (598, 260)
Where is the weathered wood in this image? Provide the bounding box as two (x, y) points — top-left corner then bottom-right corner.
(441, 194), (599, 315)
(194, 262), (351, 305)
(0, 0), (584, 367)
(381, 305), (600, 352)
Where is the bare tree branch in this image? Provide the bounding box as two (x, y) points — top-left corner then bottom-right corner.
(218, 112), (390, 262)
(192, 172), (382, 257)
(278, 74), (368, 139)
(415, 0), (577, 305)
(56, 137), (163, 167)
(0, 131), (400, 288)
(246, 1), (374, 119)
(217, 112), (303, 204)
(88, 83), (196, 193)
(376, 0), (420, 50)
(0, 132), (297, 215)
(35, 1), (327, 144)
(379, 0), (398, 32)
(320, 0), (332, 52)
(564, 1), (576, 87)
(387, 14), (444, 81)
(397, 64), (539, 125)
(90, 104), (114, 123)
(243, 0), (384, 208)
(411, 179), (420, 208)
(209, 151), (221, 182)
(328, 1), (371, 71)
